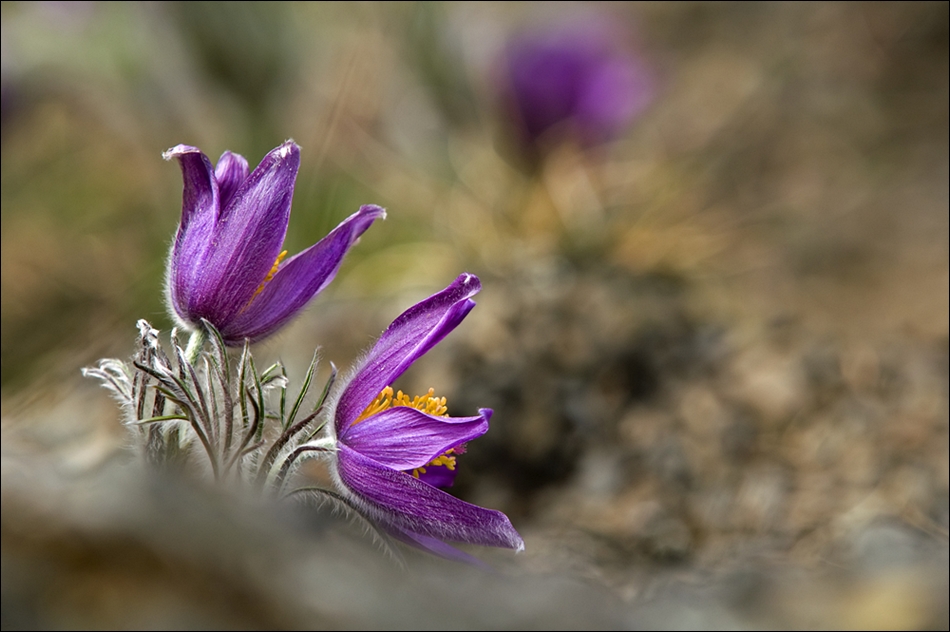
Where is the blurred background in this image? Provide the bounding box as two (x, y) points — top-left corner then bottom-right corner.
(2, 2), (947, 628)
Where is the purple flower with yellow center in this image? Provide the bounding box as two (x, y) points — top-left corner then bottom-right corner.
(163, 140), (384, 345)
(325, 273), (524, 561)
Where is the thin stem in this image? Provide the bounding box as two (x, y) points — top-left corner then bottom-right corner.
(287, 353), (322, 432)
(271, 438), (334, 495)
(184, 327), (208, 365)
(254, 409), (321, 489)
(225, 395), (262, 476)
(133, 361), (219, 479)
(213, 362), (235, 459)
(283, 487), (405, 564)
(133, 414), (189, 425)
(249, 356), (266, 443)
(164, 394), (219, 479)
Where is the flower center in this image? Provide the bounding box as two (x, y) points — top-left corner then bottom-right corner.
(411, 447), (461, 480)
(355, 385), (448, 423)
(353, 386), (459, 478)
(247, 250), (288, 306)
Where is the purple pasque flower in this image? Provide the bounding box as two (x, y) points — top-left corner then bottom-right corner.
(502, 12), (653, 147)
(163, 140), (384, 345)
(326, 273), (524, 561)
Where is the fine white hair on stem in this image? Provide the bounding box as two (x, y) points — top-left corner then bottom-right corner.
(286, 487), (405, 567)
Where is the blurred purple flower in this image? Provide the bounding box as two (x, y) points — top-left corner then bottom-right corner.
(502, 14), (653, 147)
(326, 273), (524, 561)
(163, 141), (384, 345)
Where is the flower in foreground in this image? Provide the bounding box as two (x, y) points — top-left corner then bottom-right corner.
(501, 11), (653, 147)
(164, 140), (384, 345)
(324, 273), (524, 561)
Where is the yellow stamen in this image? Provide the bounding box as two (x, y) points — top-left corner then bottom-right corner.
(412, 449), (458, 479)
(247, 250), (288, 305)
(353, 386), (459, 478)
(353, 386), (447, 425)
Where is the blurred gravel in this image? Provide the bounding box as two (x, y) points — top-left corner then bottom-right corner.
(435, 263), (948, 589)
(2, 2), (948, 629)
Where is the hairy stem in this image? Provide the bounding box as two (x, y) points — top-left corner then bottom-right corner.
(184, 327), (208, 365)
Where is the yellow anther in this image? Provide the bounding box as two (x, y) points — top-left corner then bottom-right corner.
(428, 453), (457, 470)
(353, 385), (448, 425)
(247, 250), (288, 305)
(354, 386), (394, 425)
(354, 385), (461, 480)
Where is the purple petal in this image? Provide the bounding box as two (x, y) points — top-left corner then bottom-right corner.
(337, 444), (523, 550)
(507, 43), (587, 139)
(576, 56), (652, 142)
(186, 141), (300, 327)
(336, 274), (481, 432)
(163, 145), (220, 325)
(222, 204), (385, 344)
(163, 144), (218, 234)
(339, 407), (489, 471)
(214, 150), (249, 211)
(503, 13), (651, 146)
(392, 529), (489, 566)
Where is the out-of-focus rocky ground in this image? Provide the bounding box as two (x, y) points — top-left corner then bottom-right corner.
(2, 2), (948, 629)
(445, 265), (948, 627)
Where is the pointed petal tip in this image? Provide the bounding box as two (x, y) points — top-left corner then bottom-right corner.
(162, 144), (203, 161)
(497, 515), (525, 552)
(456, 272), (481, 294)
(358, 204), (387, 221)
(272, 139), (300, 160)
(496, 520), (525, 552)
(246, 140), (300, 173)
(216, 149), (248, 167)
(478, 408), (494, 423)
